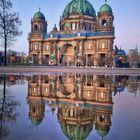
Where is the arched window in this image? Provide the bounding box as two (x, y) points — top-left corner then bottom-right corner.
(72, 7), (76, 13)
(34, 25), (38, 31)
(86, 8), (90, 15)
(99, 115), (105, 122)
(102, 42), (105, 49)
(34, 45), (37, 50)
(102, 19), (107, 27)
(109, 18), (112, 26)
(72, 23), (76, 30)
(46, 45), (49, 50)
(32, 107), (36, 114)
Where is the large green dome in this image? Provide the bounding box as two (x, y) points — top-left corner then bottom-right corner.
(33, 11), (45, 20)
(61, 123), (93, 140)
(62, 0), (96, 17)
(99, 3), (112, 13)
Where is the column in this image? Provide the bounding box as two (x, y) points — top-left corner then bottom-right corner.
(85, 74), (88, 86)
(39, 43), (42, 64)
(86, 54), (88, 67)
(58, 46), (60, 66)
(81, 41), (84, 65)
(77, 22), (79, 30)
(92, 54), (94, 66)
(54, 42), (57, 65)
(94, 53), (98, 66)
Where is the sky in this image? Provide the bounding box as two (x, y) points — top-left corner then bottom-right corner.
(3, 0), (140, 54)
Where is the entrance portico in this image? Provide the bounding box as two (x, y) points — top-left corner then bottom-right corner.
(61, 44), (75, 66)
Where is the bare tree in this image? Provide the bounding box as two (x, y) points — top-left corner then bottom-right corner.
(0, 75), (20, 138)
(0, 0), (22, 66)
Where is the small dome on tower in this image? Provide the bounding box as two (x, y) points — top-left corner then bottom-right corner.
(33, 9), (45, 20)
(96, 128), (109, 138)
(31, 118), (43, 126)
(99, 3), (112, 13)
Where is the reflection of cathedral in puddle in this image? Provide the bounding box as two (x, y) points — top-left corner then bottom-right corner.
(27, 75), (113, 139)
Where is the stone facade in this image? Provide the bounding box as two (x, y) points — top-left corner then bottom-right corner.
(28, 1), (115, 66)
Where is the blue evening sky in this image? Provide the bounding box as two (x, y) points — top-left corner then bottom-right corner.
(7, 0), (140, 54)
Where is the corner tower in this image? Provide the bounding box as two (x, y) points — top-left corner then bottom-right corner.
(28, 9), (47, 64)
(97, 2), (114, 32)
(31, 9), (47, 35)
(95, 1), (115, 67)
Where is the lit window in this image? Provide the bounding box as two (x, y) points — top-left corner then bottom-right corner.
(72, 23), (75, 30)
(88, 91), (90, 97)
(102, 42), (105, 49)
(47, 45), (49, 50)
(34, 45), (37, 50)
(76, 102), (79, 107)
(79, 90), (81, 94)
(46, 88), (48, 93)
(101, 92), (104, 98)
(89, 44), (91, 49)
(33, 88), (36, 93)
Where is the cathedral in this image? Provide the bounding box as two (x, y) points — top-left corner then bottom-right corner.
(28, 0), (115, 66)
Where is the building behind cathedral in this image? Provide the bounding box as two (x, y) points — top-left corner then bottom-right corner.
(28, 0), (115, 66)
